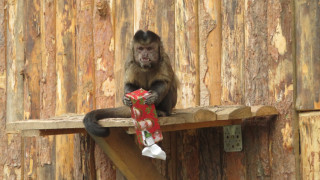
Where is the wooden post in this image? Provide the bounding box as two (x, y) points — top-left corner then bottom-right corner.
(6, 0), (24, 178)
(199, 0), (221, 106)
(55, 0), (78, 179)
(295, 0), (320, 111)
(93, 0), (117, 179)
(76, 0), (96, 179)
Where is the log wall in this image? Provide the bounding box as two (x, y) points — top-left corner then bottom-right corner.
(1, 0), (318, 179)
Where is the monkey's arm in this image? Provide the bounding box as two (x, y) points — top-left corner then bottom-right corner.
(145, 80), (169, 105)
(123, 83), (140, 106)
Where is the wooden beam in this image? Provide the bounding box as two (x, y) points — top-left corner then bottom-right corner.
(90, 128), (165, 180)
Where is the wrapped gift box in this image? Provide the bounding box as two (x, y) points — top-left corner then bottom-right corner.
(126, 89), (163, 146)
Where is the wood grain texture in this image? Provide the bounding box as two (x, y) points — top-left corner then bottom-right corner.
(6, 0), (25, 123)
(114, 0), (134, 107)
(245, 0), (295, 178)
(199, 0), (221, 106)
(23, 0), (41, 178)
(175, 1), (200, 179)
(221, 0), (244, 105)
(0, 0), (6, 178)
(295, 0), (320, 111)
(5, 0), (24, 179)
(93, 1), (117, 179)
(299, 112), (320, 179)
(38, 1), (56, 178)
(55, 0), (78, 179)
(221, 0), (246, 179)
(76, 0), (96, 179)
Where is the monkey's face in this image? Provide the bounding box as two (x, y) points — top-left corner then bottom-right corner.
(134, 42), (159, 69)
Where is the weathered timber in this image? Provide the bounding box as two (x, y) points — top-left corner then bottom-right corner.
(295, 0), (320, 111)
(93, 1), (117, 179)
(90, 128), (165, 180)
(6, 105), (278, 135)
(299, 112), (320, 180)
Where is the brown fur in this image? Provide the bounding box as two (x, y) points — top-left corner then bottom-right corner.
(83, 30), (178, 137)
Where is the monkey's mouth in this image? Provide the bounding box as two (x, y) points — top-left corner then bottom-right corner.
(140, 58), (152, 68)
(141, 58), (151, 62)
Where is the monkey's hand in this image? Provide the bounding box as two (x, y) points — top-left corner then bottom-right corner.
(123, 95), (133, 107)
(145, 90), (159, 105)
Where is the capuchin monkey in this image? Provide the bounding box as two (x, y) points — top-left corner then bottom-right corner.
(83, 30), (178, 137)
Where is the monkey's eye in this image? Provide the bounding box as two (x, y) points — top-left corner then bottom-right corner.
(138, 47), (144, 51)
(147, 47), (153, 51)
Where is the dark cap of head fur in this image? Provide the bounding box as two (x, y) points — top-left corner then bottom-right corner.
(133, 30), (160, 44)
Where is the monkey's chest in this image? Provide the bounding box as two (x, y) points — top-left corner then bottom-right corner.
(132, 72), (156, 90)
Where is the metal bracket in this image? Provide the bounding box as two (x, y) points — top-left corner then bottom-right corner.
(223, 125), (242, 152)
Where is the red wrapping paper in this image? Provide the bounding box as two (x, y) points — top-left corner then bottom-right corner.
(126, 89), (163, 145)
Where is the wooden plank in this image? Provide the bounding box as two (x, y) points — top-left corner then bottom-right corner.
(251, 105), (278, 117)
(38, 0), (56, 178)
(114, 0), (134, 107)
(93, 0), (117, 179)
(6, 0), (25, 124)
(295, 0), (320, 111)
(175, 1), (200, 179)
(198, 1), (222, 178)
(221, 0), (246, 179)
(299, 112), (320, 179)
(199, 0), (221, 106)
(5, 0), (24, 178)
(55, 0), (77, 179)
(90, 128), (165, 180)
(115, 1), (134, 178)
(76, 1), (96, 179)
(221, 0), (245, 105)
(0, 0), (7, 178)
(6, 105), (266, 132)
(245, 0), (295, 179)
(23, 0), (42, 178)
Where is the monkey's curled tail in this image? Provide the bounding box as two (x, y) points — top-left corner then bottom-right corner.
(83, 106), (131, 137)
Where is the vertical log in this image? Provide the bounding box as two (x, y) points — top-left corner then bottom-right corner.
(114, 0), (134, 107)
(245, 0), (295, 178)
(299, 112), (320, 180)
(175, 0), (200, 179)
(55, 0), (78, 179)
(295, 0), (320, 111)
(0, 0), (6, 179)
(221, 0), (245, 105)
(76, 0), (96, 179)
(198, 1), (222, 179)
(23, 0), (41, 178)
(38, 0), (56, 179)
(134, 1), (176, 178)
(199, 0), (221, 106)
(93, 0), (117, 179)
(5, 0), (24, 178)
(114, 0), (134, 179)
(266, 0), (295, 178)
(221, 0), (246, 179)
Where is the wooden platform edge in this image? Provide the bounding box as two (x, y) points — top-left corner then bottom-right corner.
(5, 105), (278, 136)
